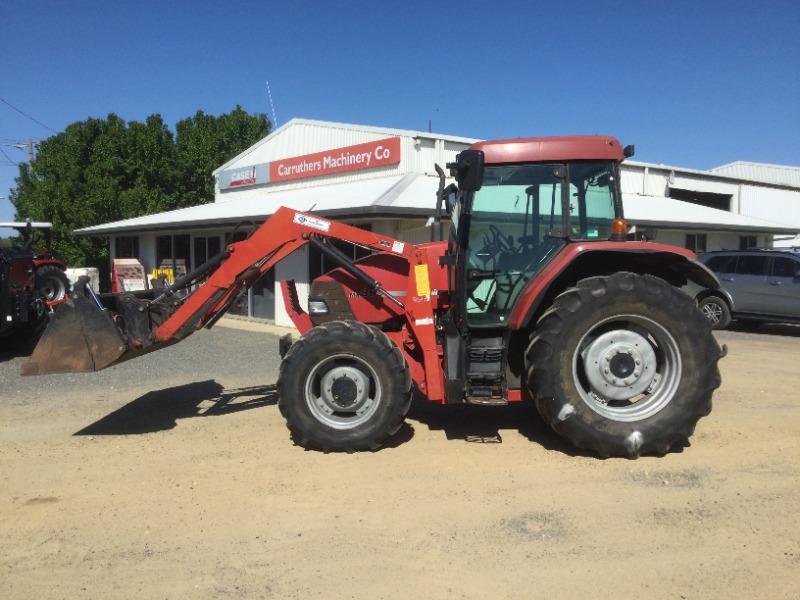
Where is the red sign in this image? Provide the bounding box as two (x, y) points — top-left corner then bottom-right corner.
(111, 258), (148, 293)
(269, 137), (401, 183)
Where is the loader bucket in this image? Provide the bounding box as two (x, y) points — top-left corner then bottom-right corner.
(21, 290), (128, 376)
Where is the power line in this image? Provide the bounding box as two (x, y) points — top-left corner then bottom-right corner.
(0, 146), (18, 166)
(0, 96), (56, 133)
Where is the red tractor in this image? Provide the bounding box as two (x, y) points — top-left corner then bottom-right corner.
(23, 136), (722, 457)
(1, 220), (69, 345)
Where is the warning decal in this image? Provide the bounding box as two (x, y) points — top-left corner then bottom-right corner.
(414, 264), (431, 297)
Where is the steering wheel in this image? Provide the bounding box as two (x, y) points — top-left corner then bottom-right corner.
(489, 225), (514, 253)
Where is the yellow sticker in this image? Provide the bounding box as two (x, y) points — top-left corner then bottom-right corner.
(414, 264), (431, 297)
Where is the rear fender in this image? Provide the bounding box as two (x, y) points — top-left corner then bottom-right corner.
(32, 258), (66, 270)
(508, 243), (721, 330)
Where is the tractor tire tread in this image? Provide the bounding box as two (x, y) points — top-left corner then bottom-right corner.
(277, 320), (411, 452)
(525, 272), (721, 458)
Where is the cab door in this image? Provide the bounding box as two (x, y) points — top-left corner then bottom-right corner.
(763, 255), (800, 317)
(723, 254), (770, 313)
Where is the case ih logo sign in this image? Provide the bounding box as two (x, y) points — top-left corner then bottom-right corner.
(218, 164), (269, 190)
(229, 166), (256, 187)
(218, 137), (401, 191)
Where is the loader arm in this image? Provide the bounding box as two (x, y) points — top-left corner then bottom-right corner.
(155, 207), (411, 341)
(21, 207), (413, 375)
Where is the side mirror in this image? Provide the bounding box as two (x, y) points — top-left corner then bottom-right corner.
(447, 150), (485, 192)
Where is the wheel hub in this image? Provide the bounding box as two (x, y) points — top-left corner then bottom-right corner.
(581, 329), (657, 401)
(320, 366), (369, 413)
(701, 302), (722, 323)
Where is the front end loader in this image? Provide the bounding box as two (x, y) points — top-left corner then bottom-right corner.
(22, 135), (723, 458)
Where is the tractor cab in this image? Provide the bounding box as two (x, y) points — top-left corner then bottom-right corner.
(438, 136), (634, 403)
(446, 138), (629, 328)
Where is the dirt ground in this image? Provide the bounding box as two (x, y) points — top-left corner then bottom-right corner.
(1, 321), (798, 599)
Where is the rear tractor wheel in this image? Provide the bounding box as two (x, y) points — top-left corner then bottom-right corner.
(277, 320), (412, 452)
(526, 272), (722, 458)
(35, 265), (70, 303)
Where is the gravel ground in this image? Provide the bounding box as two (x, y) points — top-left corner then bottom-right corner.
(1, 321), (799, 599)
(0, 324), (283, 403)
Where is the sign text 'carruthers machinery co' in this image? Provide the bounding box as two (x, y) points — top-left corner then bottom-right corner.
(218, 137), (401, 190)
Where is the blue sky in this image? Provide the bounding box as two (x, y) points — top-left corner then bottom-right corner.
(1, 0), (798, 222)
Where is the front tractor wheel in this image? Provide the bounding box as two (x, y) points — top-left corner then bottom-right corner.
(277, 321), (412, 452)
(526, 273), (721, 458)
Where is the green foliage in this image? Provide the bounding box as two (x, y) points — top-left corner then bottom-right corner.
(176, 106), (270, 207)
(9, 106), (270, 269)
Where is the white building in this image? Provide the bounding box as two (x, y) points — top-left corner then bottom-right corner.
(76, 118), (799, 326)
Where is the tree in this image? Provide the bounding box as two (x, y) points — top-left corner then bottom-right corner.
(9, 107), (270, 272)
(176, 105), (270, 207)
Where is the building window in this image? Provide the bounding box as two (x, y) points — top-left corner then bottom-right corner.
(309, 224), (373, 280)
(114, 236), (139, 259)
(739, 235), (758, 249)
(668, 188), (732, 211)
(192, 235), (222, 269)
(155, 234), (191, 281)
(685, 233), (707, 252)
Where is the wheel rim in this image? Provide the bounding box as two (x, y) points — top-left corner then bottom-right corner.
(304, 353), (381, 430)
(39, 275), (66, 302)
(701, 300), (723, 324)
(572, 314), (682, 422)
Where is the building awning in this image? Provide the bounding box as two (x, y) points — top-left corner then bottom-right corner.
(74, 179), (798, 236)
(74, 174), (443, 235)
(623, 194), (798, 234)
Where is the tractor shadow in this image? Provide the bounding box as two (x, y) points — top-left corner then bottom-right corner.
(74, 379), (415, 451)
(75, 380), (278, 436)
(407, 395), (597, 458)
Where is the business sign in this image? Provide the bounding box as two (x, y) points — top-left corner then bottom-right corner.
(270, 137), (401, 183)
(217, 137), (401, 191)
(218, 163), (269, 190)
(111, 258), (148, 293)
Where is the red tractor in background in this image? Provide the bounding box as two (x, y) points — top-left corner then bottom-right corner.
(1, 220), (69, 346)
(23, 136), (723, 458)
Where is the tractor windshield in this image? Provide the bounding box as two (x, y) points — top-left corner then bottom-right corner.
(464, 161), (619, 326)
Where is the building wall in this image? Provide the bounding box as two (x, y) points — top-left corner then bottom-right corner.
(645, 229), (765, 251)
(622, 162), (800, 247)
(738, 186), (800, 247)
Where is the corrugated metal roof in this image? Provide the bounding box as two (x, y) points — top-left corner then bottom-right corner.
(75, 174), (442, 235)
(710, 161), (800, 188)
(623, 194), (797, 234)
(73, 177), (798, 236)
(625, 160), (800, 190)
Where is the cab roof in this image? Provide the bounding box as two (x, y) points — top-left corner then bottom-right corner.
(471, 135), (625, 164)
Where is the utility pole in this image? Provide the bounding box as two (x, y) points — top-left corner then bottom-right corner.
(18, 139), (35, 163)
